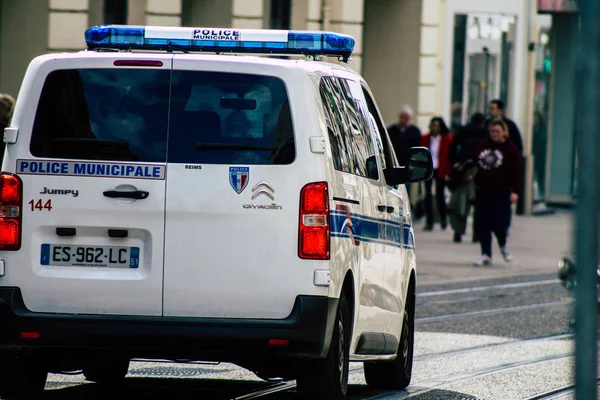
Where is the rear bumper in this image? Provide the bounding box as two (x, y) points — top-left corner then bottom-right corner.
(0, 287), (338, 361)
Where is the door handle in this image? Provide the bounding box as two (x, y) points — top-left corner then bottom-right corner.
(377, 204), (386, 212)
(386, 206), (394, 213)
(103, 190), (149, 200)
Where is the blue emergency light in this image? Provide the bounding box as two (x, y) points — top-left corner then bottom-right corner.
(84, 25), (355, 62)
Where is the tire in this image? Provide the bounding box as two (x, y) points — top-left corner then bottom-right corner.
(297, 293), (351, 400)
(0, 353), (48, 399)
(83, 357), (130, 385)
(364, 283), (415, 390)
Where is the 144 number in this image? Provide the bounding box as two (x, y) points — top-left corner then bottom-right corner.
(29, 199), (52, 211)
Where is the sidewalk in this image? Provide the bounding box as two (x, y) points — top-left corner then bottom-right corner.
(413, 210), (573, 286)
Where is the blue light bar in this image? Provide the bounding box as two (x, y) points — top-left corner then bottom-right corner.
(85, 25), (355, 61)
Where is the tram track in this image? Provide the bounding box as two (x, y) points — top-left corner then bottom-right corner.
(45, 276), (576, 399)
(229, 329), (582, 399)
(522, 379), (600, 400)
(363, 352), (574, 400)
(415, 300), (571, 324)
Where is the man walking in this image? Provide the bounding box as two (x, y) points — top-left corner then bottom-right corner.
(387, 105), (422, 164)
(448, 112), (488, 242)
(485, 99), (523, 154)
(0, 94), (15, 165)
(387, 105), (422, 206)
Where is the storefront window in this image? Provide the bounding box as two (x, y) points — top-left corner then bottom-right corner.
(449, 13), (516, 130)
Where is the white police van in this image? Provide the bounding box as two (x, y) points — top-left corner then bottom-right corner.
(0, 25), (432, 399)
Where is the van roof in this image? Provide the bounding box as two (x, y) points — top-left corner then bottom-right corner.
(37, 50), (359, 77)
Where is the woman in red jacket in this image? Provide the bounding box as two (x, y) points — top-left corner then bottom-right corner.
(421, 117), (453, 231)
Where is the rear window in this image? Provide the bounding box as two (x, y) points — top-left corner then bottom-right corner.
(30, 69), (295, 165)
(168, 71), (295, 165)
(31, 69), (170, 162)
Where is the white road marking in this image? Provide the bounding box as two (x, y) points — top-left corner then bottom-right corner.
(417, 279), (560, 298)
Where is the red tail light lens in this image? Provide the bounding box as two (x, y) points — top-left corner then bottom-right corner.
(299, 182), (330, 259)
(0, 174), (20, 203)
(0, 173), (22, 250)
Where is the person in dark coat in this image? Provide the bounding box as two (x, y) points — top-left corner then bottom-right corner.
(449, 112), (488, 165)
(387, 105), (422, 166)
(0, 94), (15, 166)
(472, 119), (522, 266)
(387, 105), (422, 206)
(484, 99), (523, 154)
(449, 112), (489, 243)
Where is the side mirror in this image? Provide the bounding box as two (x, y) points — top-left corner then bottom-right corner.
(406, 146), (434, 183)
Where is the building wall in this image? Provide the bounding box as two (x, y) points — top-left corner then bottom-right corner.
(363, 0), (422, 126)
(0, 0), (428, 131)
(441, 0), (531, 130)
(0, 0), (50, 97)
(545, 13), (578, 204)
(418, 0), (443, 130)
(182, 0), (232, 28)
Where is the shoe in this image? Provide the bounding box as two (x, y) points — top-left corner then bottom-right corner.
(500, 246), (512, 263)
(441, 221), (448, 230)
(474, 255), (492, 266)
(472, 236), (479, 243)
(453, 233), (462, 243)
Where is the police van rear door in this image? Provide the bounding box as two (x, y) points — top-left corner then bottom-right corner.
(162, 57), (304, 319)
(1, 53), (172, 316)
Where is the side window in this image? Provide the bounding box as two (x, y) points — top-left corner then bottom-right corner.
(319, 78), (353, 173)
(318, 76), (379, 180)
(367, 111), (386, 171)
(361, 86), (402, 186)
(30, 69), (171, 162)
(343, 79), (381, 180)
(338, 78), (379, 180)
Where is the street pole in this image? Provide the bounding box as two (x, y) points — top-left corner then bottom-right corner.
(574, 0), (600, 399)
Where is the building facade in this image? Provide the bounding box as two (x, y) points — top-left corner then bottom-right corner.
(0, 0), (555, 212)
(535, 1), (578, 206)
(0, 0), (447, 130)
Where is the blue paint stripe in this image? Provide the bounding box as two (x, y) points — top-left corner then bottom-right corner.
(330, 212), (414, 249)
(330, 210), (403, 228)
(331, 232), (414, 250)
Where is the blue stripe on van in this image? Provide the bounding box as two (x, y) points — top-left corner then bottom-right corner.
(330, 210), (414, 250)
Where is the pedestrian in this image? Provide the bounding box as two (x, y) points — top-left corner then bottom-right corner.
(421, 117), (452, 231)
(446, 158), (477, 242)
(387, 105), (422, 165)
(387, 105), (422, 207)
(448, 112), (488, 242)
(485, 99), (526, 216)
(484, 99), (523, 154)
(472, 119), (522, 266)
(0, 94), (15, 165)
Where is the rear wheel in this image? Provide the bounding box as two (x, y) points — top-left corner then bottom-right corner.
(364, 283), (414, 390)
(297, 293), (350, 400)
(0, 353), (48, 399)
(83, 357), (130, 385)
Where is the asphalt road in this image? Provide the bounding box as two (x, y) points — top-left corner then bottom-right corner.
(14, 211), (594, 399)
(37, 272), (581, 400)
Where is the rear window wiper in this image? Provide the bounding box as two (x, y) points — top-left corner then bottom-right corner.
(195, 143), (273, 151)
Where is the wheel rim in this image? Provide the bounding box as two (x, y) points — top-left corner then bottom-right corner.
(338, 318), (346, 387)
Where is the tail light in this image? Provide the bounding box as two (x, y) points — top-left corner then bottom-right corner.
(0, 173), (22, 250)
(299, 182), (330, 259)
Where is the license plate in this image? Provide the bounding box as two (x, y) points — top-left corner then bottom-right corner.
(40, 244), (140, 268)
